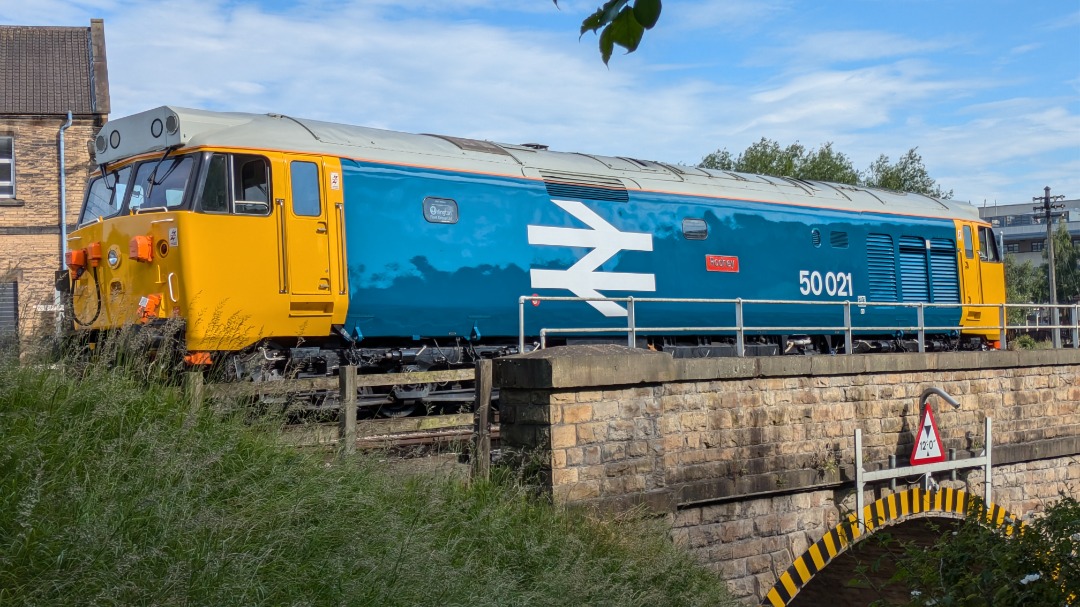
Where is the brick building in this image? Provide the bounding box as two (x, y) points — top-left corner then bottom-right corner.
(0, 19), (110, 349)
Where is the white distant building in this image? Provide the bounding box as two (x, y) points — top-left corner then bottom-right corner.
(978, 198), (1080, 266)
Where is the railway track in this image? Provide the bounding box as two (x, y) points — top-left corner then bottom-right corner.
(280, 411), (499, 452)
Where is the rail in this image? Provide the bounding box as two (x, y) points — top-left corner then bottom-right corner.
(517, 296), (1080, 355)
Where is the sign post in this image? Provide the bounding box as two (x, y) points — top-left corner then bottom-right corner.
(854, 388), (993, 531)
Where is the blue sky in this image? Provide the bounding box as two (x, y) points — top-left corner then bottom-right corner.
(5, 0), (1078, 206)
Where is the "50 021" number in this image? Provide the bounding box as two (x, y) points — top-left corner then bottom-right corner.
(799, 270), (853, 297)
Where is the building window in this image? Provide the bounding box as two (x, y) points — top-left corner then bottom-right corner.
(1005, 243), (1020, 254)
(0, 136), (13, 198)
(1031, 241), (1044, 253)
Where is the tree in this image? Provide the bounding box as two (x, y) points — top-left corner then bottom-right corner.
(1047, 221), (1080, 304)
(799, 142), (860, 184)
(560, 0), (662, 65)
(699, 140), (950, 197)
(1004, 254), (1046, 325)
(699, 138), (859, 185)
(863, 148), (953, 199)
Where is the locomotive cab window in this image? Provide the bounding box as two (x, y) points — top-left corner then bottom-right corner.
(962, 225), (974, 259)
(978, 226), (1001, 262)
(290, 161), (321, 217)
(196, 153), (271, 215)
(128, 155), (196, 213)
(79, 165), (131, 225)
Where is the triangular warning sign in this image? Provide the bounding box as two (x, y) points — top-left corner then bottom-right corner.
(910, 403), (946, 465)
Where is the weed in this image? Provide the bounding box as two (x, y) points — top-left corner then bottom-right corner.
(0, 352), (737, 607)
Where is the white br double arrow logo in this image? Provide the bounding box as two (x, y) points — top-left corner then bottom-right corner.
(528, 199), (656, 317)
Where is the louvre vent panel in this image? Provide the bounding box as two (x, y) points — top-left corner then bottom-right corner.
(866, 233), (898, 302)
(899, 236), (929, 302)
(541, 171), (630, 203)
(830, 231), (849, 248)
(929, 238), (960, 303)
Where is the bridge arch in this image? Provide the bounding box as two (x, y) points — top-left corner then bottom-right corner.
(762, 487), (1020, 607)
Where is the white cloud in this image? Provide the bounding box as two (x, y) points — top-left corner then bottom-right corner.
(3, 0), (1076, 205)
(774, 31), (959, 65)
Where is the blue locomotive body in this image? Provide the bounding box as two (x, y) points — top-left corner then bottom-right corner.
(339, 159), (963, 345)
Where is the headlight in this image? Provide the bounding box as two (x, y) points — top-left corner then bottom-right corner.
(107, 248), (120, 268)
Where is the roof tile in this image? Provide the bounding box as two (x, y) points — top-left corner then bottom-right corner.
(0, 24), (103, 115)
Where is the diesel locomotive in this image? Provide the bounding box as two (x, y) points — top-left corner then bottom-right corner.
(65, 107), (1005, 401)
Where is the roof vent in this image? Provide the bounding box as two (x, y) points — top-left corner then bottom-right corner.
(520, 143), (548, 150)
(425, 134), (511, 156)
(540, 170), (629, 203)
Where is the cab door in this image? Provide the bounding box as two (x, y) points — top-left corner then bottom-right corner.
(959, 223), (982, 304)
(283, 155), (333, 300)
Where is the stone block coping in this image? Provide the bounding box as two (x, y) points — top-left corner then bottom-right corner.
(494, 345), (1080, 390)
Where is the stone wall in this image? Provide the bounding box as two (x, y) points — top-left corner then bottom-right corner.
(495, 346), (1080, 603)
(0, 116), (101, 342)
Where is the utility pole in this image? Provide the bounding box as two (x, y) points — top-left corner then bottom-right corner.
(1034, 186), (1066, 347)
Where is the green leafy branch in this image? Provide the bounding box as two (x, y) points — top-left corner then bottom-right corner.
(556, 0), (662, 64)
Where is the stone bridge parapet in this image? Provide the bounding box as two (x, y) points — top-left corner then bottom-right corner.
(493, 346), (1080, 603)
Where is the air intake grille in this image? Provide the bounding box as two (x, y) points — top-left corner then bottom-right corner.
(929, 238), (960, 303)
(866, 233), (897, 302)
(899, 236), (929, 302)
(540, 171), (629, 203)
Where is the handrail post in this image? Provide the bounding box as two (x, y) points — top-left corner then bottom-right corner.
(1053, 303), (1062, 349)
(338, 365), (357, 456)
(843, 301), (853, 355)
(735, 298), (745, 357)
(855, 428), (865, 530)
(1067, 304), (1075, 347)
(999, 304), (1008, 350)
(917, 304), (926, 353)
(518, 296), (526, 354)
(984, 417), (992, 505)
(540, 329), (547, 350)
(627, 296), (637, 348)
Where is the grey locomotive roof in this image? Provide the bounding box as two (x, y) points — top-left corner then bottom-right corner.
(94, 106), (981, 222)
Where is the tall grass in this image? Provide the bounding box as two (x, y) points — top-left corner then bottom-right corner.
(0, 355), (735, 606)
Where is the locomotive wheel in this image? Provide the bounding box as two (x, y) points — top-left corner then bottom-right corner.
(378, 365), (428, 417)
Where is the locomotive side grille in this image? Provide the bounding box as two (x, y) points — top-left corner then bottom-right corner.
(540, 171), (630, 203)
(898, 236), (930, 302)
(830, 231), (849, 248)
(866, 233), (898, 301)
(928, 238), (961, 303)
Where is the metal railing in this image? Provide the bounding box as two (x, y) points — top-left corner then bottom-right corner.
(516, 295), (1080, 356)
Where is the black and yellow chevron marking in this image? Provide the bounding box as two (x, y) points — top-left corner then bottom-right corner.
(761, 488), (1020, 607)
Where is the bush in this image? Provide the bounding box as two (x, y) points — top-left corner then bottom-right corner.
(856, 496), (1080, 606)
